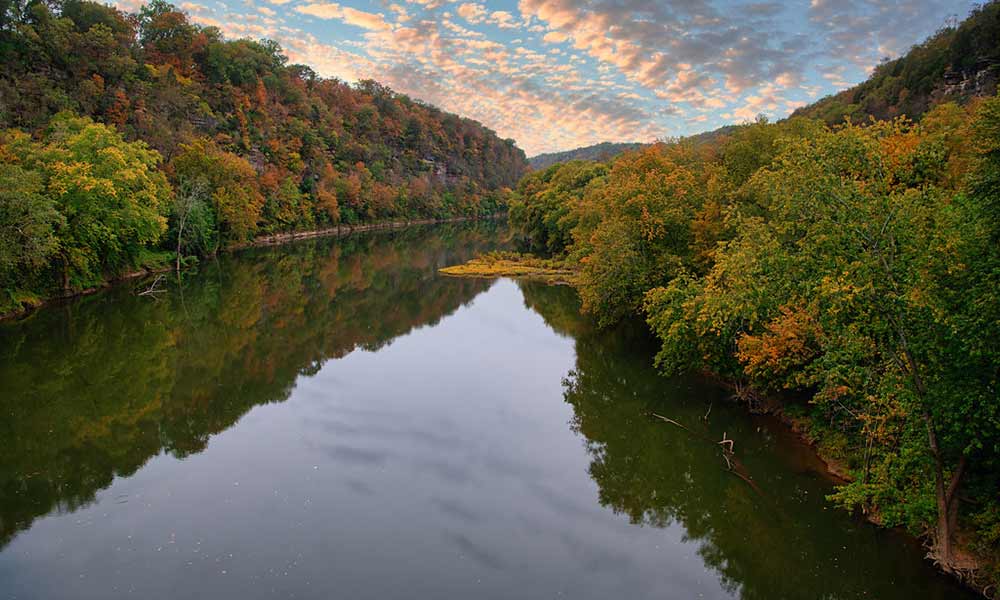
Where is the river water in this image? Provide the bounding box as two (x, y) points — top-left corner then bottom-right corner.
(0, 223), (975, 599)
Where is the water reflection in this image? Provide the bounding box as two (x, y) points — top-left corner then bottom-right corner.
(0, 224), (501, 550)
(520, 281), (972, 600)
(0, 225), (974, 600)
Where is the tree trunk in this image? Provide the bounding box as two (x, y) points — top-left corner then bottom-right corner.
(925, 412), (967, 569)
(175, 229), (182, 272)
(61, 253), (70, 292)
(175, 212), (187, 272)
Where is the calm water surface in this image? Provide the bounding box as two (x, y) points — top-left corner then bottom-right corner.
(0, 223), (975, 599)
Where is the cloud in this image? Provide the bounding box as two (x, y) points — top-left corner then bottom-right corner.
(456, 2), (487, 23)
(741, 2), (784, 18)
(490, 10), (518, 28)
(808, 0), (954, 68)
(517, 0), (805, 101)
(296, 2), (392, 30)
(542, 30), (569, 44)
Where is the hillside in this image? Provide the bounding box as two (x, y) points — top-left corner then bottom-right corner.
(0, 1), (527, 219)
(792, 2), (1000, 124)
(528, 125), (741, 170)
(0, 0), (528, 314)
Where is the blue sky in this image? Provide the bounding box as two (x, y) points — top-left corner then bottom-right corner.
(115, 0), (968, 155)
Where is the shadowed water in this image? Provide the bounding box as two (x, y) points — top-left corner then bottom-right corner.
(0, 223), (975, 599)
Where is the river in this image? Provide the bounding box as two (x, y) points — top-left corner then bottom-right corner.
(0, 222), (975, 599)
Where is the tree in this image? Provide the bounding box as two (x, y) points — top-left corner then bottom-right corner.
(138, 0), (199, 73)
(169, 176), (211, 268)
(170, 139), (263, 244)
(314, 162), (340, 224)
(0, 162), (63, 309)
(643, 119), (999, 568)
(572, 144), (705, 326)
(4, 113), (169, 289)
(508, 160), (607, 255)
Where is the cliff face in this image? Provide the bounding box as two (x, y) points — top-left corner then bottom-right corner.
(938, 63), (1000, 102)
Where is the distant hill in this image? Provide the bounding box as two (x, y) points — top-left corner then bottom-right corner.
(792, 2), (1000, 124)
(684, 125), (738, 146)
(529, 142), (646, 169)
(528, 125), (741, 170)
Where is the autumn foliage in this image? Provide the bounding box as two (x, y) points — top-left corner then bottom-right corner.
(0, 0), (526, 311)
(509, 101), (1000, 586)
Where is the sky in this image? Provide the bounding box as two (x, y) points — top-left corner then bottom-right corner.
(115, 0), (968, 155)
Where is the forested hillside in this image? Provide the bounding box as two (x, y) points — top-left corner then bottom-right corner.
(504, 4), (1000, 594)
(0, 0), (527, 315)
(528, 126), (742, 170)
(793, 2), (1000, 124)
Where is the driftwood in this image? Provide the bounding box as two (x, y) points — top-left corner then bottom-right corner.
(718, 432), (734, 453)
(650, 413), (690, 431)
(137, 275), (166, 298)
(649, 412), (762, 495)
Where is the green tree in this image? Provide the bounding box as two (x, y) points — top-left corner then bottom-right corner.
(572, 144), (705, 326)
(643, 119), (999, 568)
(4, 114), (169, 289)
(508, 160), (606, 255)
(0, 162), (63, 310)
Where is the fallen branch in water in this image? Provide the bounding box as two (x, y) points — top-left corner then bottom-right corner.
(718, 432), (734, 453)
(138, 275), (165, 298)
(648, 412), (762, 495)
(650, 412), (691, 432)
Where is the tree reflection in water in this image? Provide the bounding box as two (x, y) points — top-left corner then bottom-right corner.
(0, 223), (501, 549)
(519, 280), (974, 600)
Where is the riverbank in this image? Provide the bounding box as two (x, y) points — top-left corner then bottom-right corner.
(447, 246), (996, 597)
(228, 215), (500, 250)
(0, 215), (499, 322)
(774, 399), (990, 595)
(695, 366), (993, 596)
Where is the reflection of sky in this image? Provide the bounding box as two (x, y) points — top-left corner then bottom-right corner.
(116, 0), (965, 154)
(0, 279), (730, 599)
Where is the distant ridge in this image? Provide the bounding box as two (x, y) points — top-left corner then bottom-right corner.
(528, 142), (646, 170)
(527, 126), (738, 170)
